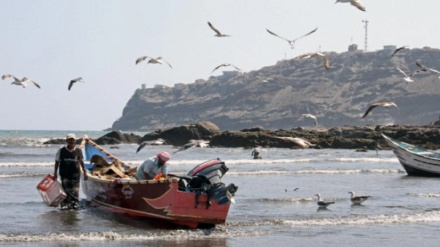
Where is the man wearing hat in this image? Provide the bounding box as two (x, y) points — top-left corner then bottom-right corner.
(135, 151), (171, 180)
(54, 133), (88, 209)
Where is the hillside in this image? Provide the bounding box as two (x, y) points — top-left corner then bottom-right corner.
(111, 46), (440, 131)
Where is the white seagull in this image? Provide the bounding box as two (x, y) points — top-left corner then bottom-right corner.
(207, 22), (230, 37)
(212, 63), (242, 73)
(361, 101), (399, 119)
(276, 136), (315, 149)
(68, 77), (84, 91)
(135, 56), (172, 68)
(293, 52), (330, 70)
(1, 73), (14, 80)
(416, 60), (440, 78)
(266, 27), (318, 49)
(173, 139), (210, 154)
(5, 76), (41, 89)
(390, 45), (409, 58)
(396, 67), (415, 82)
(136, 138), (168, 153)
(335, 0), (366, 12)
(315, 193), (335, 208)
(300, 114), (318, 126)
(348, 191), (370, 205)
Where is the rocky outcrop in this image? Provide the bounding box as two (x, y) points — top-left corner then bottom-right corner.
(139, 121), (221, 146)
(110, 47), (440, 132)
(134, 122), (440, 150)
(43, 131), (142, 145)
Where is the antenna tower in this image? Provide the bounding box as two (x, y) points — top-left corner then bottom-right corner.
(362, 19), (368, 52)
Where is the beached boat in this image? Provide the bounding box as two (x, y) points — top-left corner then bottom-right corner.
(79, 136), (238, 228)
(382, 133), (440, 177)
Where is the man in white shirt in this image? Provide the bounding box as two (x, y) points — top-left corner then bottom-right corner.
(135, 151), (171, 180)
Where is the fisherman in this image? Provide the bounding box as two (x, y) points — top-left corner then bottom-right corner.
(54, 134), (88, 210)
(251, 147), (262, 159)
(135, 151), (171, 180)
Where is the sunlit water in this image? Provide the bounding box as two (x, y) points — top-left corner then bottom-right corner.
(1, 130), (440, 247)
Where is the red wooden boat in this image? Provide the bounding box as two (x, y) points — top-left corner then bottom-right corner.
(79, 136), (238, 228)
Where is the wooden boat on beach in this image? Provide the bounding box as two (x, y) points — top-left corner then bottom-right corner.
(382, 133), (440, 177)
(79, 136), (238, 228)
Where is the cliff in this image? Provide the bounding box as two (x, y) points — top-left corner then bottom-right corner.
(111, 47), (440, 131)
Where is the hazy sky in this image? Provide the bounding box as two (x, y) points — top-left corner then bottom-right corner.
(1, 0), (439, 131)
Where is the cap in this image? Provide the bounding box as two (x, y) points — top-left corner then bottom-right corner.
(66, 133), (77, 140)
(157, 151), (171, 162)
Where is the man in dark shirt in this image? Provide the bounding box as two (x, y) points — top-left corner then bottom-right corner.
(54, 134), (88, 209)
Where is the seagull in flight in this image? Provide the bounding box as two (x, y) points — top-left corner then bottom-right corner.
(212, 63), (242, 73)
(135, 56), (172, 68)
(300, 114), (318, 126)
(315, 193), (335, 208)
(136, 138), (168, 153)
(348, 191), (370, 205)
(335, 0), (366, 12)
(1, 73), (14, 80)
(4, 75), (41, 89)
(276, 136), (315, 149)
(361, 102), (399, 119)
(68, 77), (84, 91)
(390, 45), (409, 57)
(173, 139), (210, 154)
(416, 60), (440, 78)
(266, 27), (318, 49)
(207, 22), (230, 37)
(396, 67), (415, 82)
(293, 52), (330, 70)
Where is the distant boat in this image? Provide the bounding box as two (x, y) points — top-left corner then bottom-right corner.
(382, 134), (440, 177)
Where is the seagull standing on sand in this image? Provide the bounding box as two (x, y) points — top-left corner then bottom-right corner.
(315, 193), (335, 208)
(135, 56), (172, 68)
(266, 27), (318, 49)
(300, 114), (318, 126)
(68, 77), (84, 91)
(396, 67), (415, 82)
(390, 45), (409, 57)
(335, 0), (366, 12)
(212, 63), (242, 73)
(361, 102), (399, 119)
(348, 191), (370, 205)
(293, 52), (330, 70)
(207, 22), (230, 37)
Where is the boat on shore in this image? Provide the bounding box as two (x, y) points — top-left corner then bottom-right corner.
(382, 133), (440, 177)
(79, 136), (238, 228)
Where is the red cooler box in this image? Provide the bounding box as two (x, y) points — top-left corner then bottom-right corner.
(36, 174), (66, 207)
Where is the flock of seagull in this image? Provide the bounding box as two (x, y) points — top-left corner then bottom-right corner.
(315, 191), (371, 209)
(1, 73), (84, 91)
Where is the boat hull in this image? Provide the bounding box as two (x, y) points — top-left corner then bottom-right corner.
(81, 176), (231, 228)
(382, 134), (440, 177)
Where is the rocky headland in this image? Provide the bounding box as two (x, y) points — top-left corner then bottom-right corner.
(110, 47), (440, 132)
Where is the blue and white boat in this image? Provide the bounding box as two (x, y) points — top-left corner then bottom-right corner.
(382, 133), (440, 177)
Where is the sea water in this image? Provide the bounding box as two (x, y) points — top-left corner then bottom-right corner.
(1, 130), (440, 247)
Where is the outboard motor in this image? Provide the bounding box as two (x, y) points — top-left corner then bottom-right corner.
(185, 159), (238, 208)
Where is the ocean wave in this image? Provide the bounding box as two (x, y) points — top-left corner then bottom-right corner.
(0, 172), (48, 178)
(0, 167), (405, 178)
(0, 228), (272, 242)
(226, 210), (440, 227)
(227, 169), (405, 176)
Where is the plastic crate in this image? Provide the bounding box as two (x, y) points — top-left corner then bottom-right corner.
(36, 174), (66, 207)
